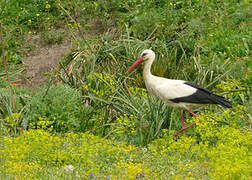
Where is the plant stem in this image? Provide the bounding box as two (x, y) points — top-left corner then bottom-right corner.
(0, 22), (16, 112)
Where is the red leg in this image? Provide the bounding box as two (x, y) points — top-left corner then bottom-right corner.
(179, 110), (186, 135)
(188, 109), (201, 123)
(173, 122), (196, 136)
(173, 109), (199, 137)
(187, 109), (198, 117)
(179, 110), (185, 128)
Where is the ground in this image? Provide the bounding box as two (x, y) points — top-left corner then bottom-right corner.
(22, 30), (73, 86)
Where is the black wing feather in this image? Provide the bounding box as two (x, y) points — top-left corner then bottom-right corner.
(170, 81), (232, 108)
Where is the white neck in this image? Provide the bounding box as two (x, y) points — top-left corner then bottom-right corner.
(143, 57), (155, 80)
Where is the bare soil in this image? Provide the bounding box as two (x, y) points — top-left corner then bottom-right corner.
(21, 32), (73, 86)
(20, 19), (109, 87)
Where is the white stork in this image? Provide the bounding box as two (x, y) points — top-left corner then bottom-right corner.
(126, 49), (232, 136)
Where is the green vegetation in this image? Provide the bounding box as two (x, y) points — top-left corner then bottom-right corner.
(0, 0), (251, 179)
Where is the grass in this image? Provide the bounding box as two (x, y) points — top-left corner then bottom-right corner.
(0, 0), (251, 179)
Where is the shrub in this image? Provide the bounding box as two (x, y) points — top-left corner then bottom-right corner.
(25, 84), (94, 132)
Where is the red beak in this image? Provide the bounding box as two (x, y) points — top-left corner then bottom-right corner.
(126, 58), (144, 74)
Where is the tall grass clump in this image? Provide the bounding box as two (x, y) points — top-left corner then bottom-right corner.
(80, 72), (175, 145)
(0, 84), (31, 136)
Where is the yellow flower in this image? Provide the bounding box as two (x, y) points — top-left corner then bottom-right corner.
(45, 4), (51, 9)
(209, 34), (214, 37)
(36, 14), (40, 17)
(28, 19), (32, 24)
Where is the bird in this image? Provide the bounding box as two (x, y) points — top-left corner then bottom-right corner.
(126, 49), (232, 136)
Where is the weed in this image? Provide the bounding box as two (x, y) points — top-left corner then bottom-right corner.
(39, 31), (65, 45)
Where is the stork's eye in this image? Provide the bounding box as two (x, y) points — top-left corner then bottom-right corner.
(142, 53), (147, 57)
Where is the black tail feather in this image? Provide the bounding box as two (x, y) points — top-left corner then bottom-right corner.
(212, 94), (232, 108)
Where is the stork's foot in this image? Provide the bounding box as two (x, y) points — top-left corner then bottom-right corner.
(173, 122), (196, 137)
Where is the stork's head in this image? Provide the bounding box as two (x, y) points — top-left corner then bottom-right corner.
(140, 49), (155, 61)
(126, 49), (155, 74)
